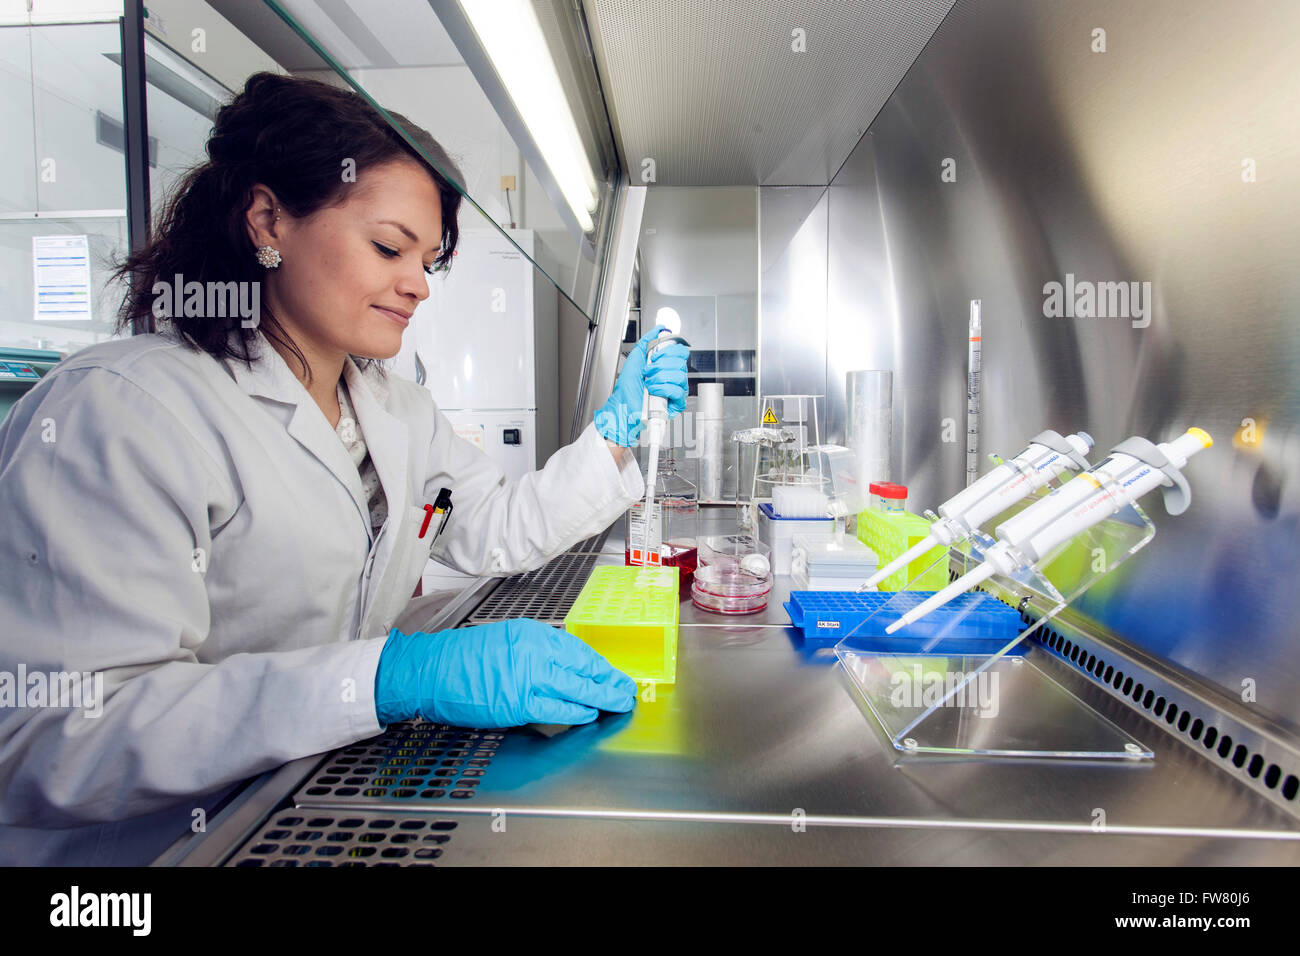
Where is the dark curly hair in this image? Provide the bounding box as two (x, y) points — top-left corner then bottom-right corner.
(111, 71), (464, 384)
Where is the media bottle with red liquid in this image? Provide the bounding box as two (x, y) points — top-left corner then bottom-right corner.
(625, 451), (698, 586)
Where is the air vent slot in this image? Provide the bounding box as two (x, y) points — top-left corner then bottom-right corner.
(294, 720), (504, 806)
(227, 809), (458, 867)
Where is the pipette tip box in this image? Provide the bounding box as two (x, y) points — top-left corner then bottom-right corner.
(564, 566), (680, 684)
(758, 503), (834, 574)
(783, 590), (1024, 654)
(791, 532), (878, 591)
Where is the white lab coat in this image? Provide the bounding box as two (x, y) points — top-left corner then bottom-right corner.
(0, 328), (643, 865)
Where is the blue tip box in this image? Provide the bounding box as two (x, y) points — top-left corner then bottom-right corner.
(783, 590), (1026, 655)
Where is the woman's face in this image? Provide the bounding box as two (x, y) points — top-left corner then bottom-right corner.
(251, 159), (444, 365)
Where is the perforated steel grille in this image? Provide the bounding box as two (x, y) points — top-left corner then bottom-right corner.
(295, 720), (505, 805)
(226, 532), (618, 865)
(464, 533), (609, 626)
(227, 809), (459, 867)
(1030, 614), (1300, 821)
(585, 0), (955, 184)
(966, 565), (1300, 822)
(567, 530), (613, 555)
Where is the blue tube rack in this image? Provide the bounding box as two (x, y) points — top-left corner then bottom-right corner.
(783, 590), (1025, 654)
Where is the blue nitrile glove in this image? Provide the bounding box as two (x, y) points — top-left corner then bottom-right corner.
(374, 619), (639, 728)
(593, 325), (690, 446)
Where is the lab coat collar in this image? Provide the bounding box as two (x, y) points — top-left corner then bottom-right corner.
(220, 329), (302, 403)
(219, 329), (409, 543)
(340, 353), (410, 529)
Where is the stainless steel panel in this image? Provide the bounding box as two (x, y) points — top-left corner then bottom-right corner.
(767, 0), (1300, 733)
(583, 0), (954, 185)
(333, 815), (1300, 866)
(825, 133), (910, 454)
(759, 187), (828, 403)
(229, 805), (1300, 867)
(640, 186), (760, 499)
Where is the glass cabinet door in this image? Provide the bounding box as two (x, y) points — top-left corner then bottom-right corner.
(0, 17), (130, 358)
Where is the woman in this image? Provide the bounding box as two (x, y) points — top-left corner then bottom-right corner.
(0, 72), (688, 865)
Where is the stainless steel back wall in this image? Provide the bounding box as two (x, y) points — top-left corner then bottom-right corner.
(761, 0), (1300, 731)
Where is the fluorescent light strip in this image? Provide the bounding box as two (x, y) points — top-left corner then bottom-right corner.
(1, 0), (123, 25)
(458, 0), (598, 233)
(144, 33), (233, 104)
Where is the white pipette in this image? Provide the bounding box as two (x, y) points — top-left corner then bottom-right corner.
(885, 428), (1213, 634)
(639, 308), (685, 564)
(862, 430), (1094, 590)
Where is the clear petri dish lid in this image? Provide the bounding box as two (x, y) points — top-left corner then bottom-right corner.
(693, 563), (772, 597)
(691, 579), (769, 614)
(698, 533), (771, 560)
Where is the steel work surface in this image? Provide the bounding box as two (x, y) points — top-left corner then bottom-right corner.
(267, 522), (1298, 866)
(292, 620), (1299, 857)
(172, 513), (1300, 865)
(226, 806), (1296, 867)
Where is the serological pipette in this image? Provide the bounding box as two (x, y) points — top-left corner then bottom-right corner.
(966, 300), (982, 488)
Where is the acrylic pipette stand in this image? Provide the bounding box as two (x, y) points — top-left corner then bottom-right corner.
(832, 458), (1158, 760)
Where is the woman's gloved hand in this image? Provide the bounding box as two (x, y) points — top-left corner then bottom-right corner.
(374, 619), (639, 728)
(593, 325), (690, 447)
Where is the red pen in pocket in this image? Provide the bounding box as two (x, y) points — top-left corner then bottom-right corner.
(419, 487), (454, 540)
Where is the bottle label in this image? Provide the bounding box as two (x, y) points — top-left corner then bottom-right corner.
(627, 501), (662, 566)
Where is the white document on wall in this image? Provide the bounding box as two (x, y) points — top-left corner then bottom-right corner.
(452, 422), (486, 450)
(33, 235), (93, 322)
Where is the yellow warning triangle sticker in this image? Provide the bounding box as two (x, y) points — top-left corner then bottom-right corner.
(762, 406), (779, 425)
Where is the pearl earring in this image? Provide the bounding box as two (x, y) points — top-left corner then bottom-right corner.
(256, 245), (281, 268)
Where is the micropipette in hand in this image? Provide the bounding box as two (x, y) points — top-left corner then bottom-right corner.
(639, 309), (689, 562)
(861, 430), (1094, 590)
(884, 427), (1213, 634)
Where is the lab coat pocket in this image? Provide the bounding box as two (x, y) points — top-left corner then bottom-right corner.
(404, 503), (439, 564)
(364, 505), (440, 634)
(403, 504), (441, 596)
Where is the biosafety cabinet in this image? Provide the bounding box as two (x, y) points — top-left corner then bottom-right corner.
(4, 0), (1298, 868)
